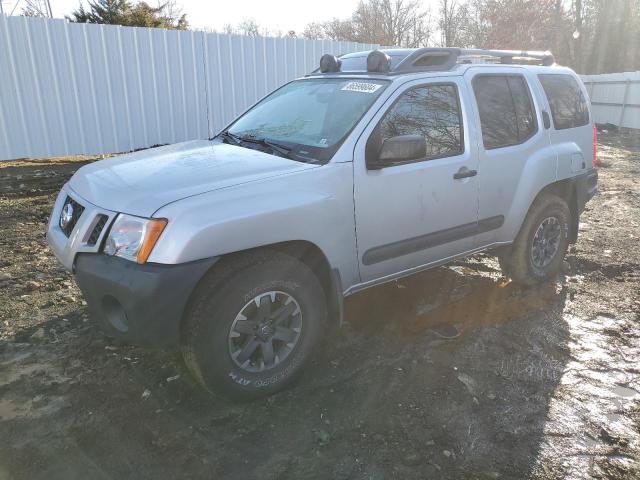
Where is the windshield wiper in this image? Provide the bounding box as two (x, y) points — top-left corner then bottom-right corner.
(218, 130), (243, 145)
(240, 136), (295, 158)
(221, 132), (297, 159)
(218, 131), (318, 163)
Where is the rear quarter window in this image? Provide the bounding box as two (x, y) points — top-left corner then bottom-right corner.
(538, 74), (590, 130)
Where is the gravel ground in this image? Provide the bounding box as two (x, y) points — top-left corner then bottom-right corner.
(1, 132), (639, 479)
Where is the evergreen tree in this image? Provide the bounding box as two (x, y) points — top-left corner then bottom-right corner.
(68, 0), (188, 30)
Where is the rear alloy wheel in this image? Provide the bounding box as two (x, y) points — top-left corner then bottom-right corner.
(500, 193), (570, 285)
(530, 216), (562, 269)
(182, 250), (326, 399)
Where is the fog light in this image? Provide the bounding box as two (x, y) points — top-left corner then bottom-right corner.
(102, 295), (128, 332)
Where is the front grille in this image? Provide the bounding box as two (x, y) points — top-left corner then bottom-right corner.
(59, 196), (85, 237)
(87, 214), (108, 246)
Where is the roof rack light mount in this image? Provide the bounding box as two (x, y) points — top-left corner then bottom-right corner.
(319, 54), (341, 73)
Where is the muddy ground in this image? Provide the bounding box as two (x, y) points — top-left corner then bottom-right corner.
(1, 132), (639, 479)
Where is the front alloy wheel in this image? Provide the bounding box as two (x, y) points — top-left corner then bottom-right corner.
(181, 250), (326, 399)
(228, 291), (302, 372)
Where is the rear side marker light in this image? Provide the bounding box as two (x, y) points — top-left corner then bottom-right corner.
(592, 125), (598, 168)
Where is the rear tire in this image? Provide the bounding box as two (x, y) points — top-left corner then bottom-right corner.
(181, 250), (327, 400)
(500, 193), (571, 285)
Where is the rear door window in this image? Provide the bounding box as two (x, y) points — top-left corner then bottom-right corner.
(473, 75), (538, 150)
(538, 74), (590, 130)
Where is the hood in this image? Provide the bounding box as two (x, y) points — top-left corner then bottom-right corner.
(69, 140), (319, 217)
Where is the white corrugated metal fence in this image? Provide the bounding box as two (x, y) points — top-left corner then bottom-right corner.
(0, 15), (378, 160)
(581, 71), (640, 130)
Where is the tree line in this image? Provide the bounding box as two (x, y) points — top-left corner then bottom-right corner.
(299, 0), (639, 74)
(25, 0), (639, 74)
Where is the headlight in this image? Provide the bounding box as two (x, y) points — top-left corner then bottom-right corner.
(103, 214), (167, 264)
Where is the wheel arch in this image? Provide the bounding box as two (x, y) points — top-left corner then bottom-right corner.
(533, 178), (579, 243)
(181, 240), (344, 339)
(506, 178), (578, 248)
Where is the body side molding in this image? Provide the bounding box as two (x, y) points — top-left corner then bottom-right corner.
(362, 215), (504, 265)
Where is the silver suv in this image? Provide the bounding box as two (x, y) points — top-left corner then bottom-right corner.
(48, 48), (598, 398)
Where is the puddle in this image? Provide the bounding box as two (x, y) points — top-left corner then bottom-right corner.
(609, 384), (639, 398)
(0, 360), (71, 386)
(0, 395), (66, 420)
(0, 400), (24, 420)
(606, 412), (625, 424)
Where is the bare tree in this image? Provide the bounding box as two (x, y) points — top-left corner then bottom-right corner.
(236, 18), (262, 37)
(439, 0), (464, 47)
(374, 0), (431, 46)
(22, 0), (52, 17)
(157, 0), (187, 29)
(472, 0), (562, 49)
(221, 23), (235, 35)
(302, 22), (327, 39)
(303, 0), (431, 47)
(321, 18), (358, 41)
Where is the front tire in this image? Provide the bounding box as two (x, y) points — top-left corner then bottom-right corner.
(181, 250), (326, 400)
(500, 193), (571, 285)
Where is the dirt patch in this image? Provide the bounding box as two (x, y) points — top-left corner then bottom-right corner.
(1, 132), (639, 479)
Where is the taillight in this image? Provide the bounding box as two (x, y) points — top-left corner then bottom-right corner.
(592, 125), (598, 168)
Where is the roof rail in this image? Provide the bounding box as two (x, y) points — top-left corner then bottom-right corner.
(457, 49), (555, 66)
(389, 48), (555, 74)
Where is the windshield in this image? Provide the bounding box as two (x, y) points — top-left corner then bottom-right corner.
(225, 78), (388, 163)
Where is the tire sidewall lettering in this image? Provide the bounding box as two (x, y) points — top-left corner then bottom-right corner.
(226, 351), (300, 388)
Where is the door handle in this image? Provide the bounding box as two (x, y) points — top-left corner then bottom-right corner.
(453, 167), (477, 180)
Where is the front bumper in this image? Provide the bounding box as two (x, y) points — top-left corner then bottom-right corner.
(74, 253), (218, 348)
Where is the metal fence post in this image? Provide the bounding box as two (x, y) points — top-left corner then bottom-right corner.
(618, 79), (630, 128)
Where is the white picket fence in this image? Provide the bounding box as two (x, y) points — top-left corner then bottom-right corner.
(582, 71), (640, 130)
(0, 15), (378, 160)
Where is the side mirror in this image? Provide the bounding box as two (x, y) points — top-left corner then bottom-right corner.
(369, 135), (426, 169)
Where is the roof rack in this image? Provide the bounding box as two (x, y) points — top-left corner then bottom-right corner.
(310, 47), (555, 76)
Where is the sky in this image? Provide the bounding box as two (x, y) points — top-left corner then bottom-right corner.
(1, 0), (378, 34)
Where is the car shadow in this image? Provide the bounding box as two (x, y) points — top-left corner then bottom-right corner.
(143, 255), (571, 479)
(294, 257), (571, 478)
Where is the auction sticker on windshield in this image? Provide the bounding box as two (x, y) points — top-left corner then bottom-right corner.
(341, 81), (383, 93)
